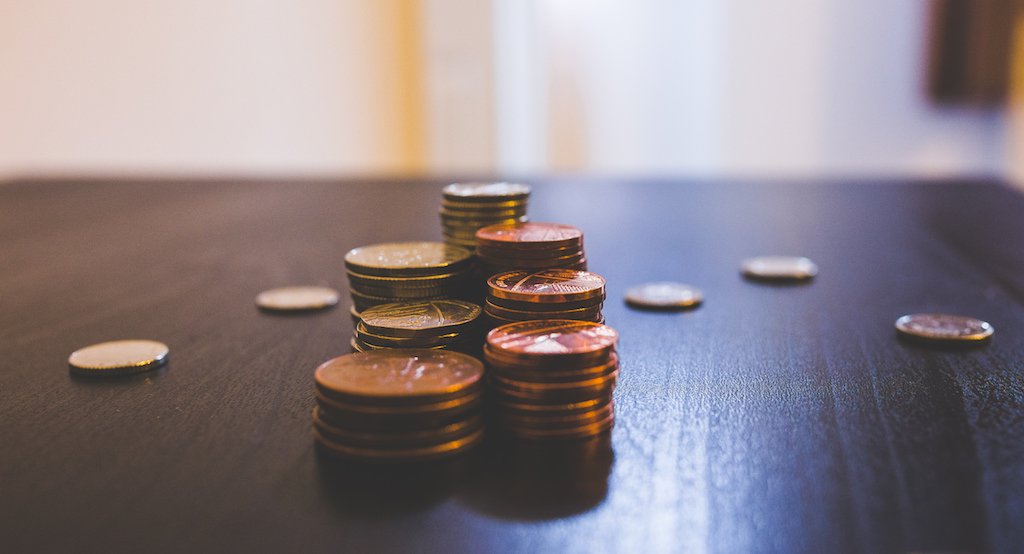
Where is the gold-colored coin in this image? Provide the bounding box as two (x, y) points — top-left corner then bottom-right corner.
(624, 282), (703, 310)
(349, 288), (449, 311)
(895, 313), (994, 343)
(255, 286), (339, 312)
(359, 299), (481, 338)
(314, 349), (484, 404)
(350, 283), (460, 300)
(355, 323), (465, 348)
(68, 339), (169, 376)
(313, 406), (482, 448)
(314, 426), (484, 462)
(740, 256), (818, 281)
(442, 182), (531, 202)
(441, 207), (527, 220)
(488, 269), (606, 304)
(346, 270), (466, 288)
(344, 242), (472, 277)
(441, 198), (528, 211)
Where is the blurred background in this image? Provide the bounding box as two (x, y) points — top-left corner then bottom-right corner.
(2, 0), (1024, 186)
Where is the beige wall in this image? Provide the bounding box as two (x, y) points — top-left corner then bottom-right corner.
(0, 0), (419, 178)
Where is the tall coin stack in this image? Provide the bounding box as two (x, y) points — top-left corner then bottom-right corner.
(313, 350), (485, 462)
(485, 320), (619, 440)
(351, 299), (483, 354)
(475, 222), (587, 277)
(344, 242), (473, 321)
(440, 182), (531, 250)
(484, 269), (606, 329)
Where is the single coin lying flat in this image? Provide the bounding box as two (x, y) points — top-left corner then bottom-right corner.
(741, 256), (818, 281)
(895, 313), (993, 343)
(68, 339), (169, 376)
(256, 286), (340, 312)
(625, 282), (703, 310)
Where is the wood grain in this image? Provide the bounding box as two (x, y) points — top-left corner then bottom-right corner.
(1, 177), (1022, 553)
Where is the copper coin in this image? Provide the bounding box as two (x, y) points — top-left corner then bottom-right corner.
(488, 269), (605, 303)
(344, 242), (472, 277)
(487, 351), (619, 383)
(495, 395), (611, 416)
(313, 406), (482, 448)
(741, 256), (818, 281)
(355, 323), (465, 348)
(477, 243), (580, 260)
(314, 350), (483, 404)
(314, 426), (484, 462)
(486, 320), (618, 360)
(624, 282), (703, 310)
(476, 251), (586, 270)
(499, 402), (614, 429)
(315, 392), (482, 429)
(442, 182), (531, 202)
(895, 314), (994, 342)
(68, 339), (169, 376)
(359, 299), (481, 338)
(484, 301), (604, 323)
(505, 410), (614, 440)
(487, 294), (604, 312)
(476, 222), (583, 250)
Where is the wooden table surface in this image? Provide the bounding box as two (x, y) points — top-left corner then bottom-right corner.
(1, 177), (1023, 553)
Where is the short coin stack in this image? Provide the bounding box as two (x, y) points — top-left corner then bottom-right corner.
(344, 242), (473, 319)
(485, 320), (619, 440)
(476, 222), (587, 277)
(484, 269), (606, 328)
(313, 349), (485, 462)
(440, 182), (531, 250)
(351, 299), (483, 354)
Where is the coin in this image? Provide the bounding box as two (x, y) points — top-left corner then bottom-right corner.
(487, 352), (619, 383)
(359, 299), (481, 338)
(488, 269), (605, 303)
(476, 222), (583, 250)
(315, 391), (483, 425)
(487, 294), (604, 312)
(895, 314), (994, 342)
(313, 407), (483, 448)
(487, 320), (618, 361)
(314, 426), (485, 462)
(443, 182), (531, 202)
(506, 410), (614, 440)
(484, 300), (604, 322)
(741, 256), (818, 281)
(624, 282), (703, 310)
(68, 339), (169, 376)
(344, 242), (472, 277)
(255, 286), (340, 312)
(315, 350), (484, 404)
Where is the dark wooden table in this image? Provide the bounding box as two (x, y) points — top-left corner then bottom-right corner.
(2, 177), (1023, 553)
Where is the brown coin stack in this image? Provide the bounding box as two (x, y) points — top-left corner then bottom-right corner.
(475, 222), (587, 277)
(485, 320), (619, 440)
(484, 269), (606, 329)
(313, 350), (486, 462)
(344, 242), (474, 320)
(440, 182), (531, 250)
(351, 299), (483, 354)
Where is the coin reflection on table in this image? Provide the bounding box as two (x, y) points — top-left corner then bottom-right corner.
(68, 339), (169, 376)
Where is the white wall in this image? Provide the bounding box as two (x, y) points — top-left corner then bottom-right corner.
(507, 0), (1008, 177)
(0, 0), (414, 178)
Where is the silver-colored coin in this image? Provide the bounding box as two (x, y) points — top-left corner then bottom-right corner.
(442, 182), (531, 202)
(625, 282), (703, 310)
(895, 314), (993, 342)
(256, 286), (339, 311)
(68, 340), (169, 376)
(741, 256), (818, 281)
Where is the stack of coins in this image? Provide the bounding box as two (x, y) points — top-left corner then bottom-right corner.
(475, 222), (587, 277)
(344, 242), (473, 318)
(440, 182), (531, 250)
(485, 320), (619, 440)
(351, 299), (483, 354)
(484, 269), (606, 328)
(313, 350), (485, 462)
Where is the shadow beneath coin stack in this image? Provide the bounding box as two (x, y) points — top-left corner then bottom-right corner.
(455, 432), (614, 521)
(314, 446), (474, 518)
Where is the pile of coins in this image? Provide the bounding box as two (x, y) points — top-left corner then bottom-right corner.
(485, 320), (619, 440)
(344, 242), (473, 320)
(440, 183), (531, 250)
(476, 222), (587, 277)
(313, 350), (485, 462)
(484, 269), (606, 328)
(351, 299), (483, 354)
